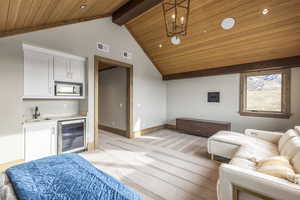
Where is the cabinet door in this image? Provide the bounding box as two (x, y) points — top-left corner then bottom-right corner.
(24, 50), (53, 97)
(70, 59), (85, 83)
(53, 56), (71, 82)
(24, 124), (56, 161)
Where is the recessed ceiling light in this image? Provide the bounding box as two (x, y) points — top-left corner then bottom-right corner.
(262, 8), (269, 15)
(158, 44), (163, 48)
(80, 4), (87, 9)
(203, 30), (207, 33)
(221, 18), (235, 30)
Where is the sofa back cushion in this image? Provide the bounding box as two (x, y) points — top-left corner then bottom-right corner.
(295, 126), (300, 134)
(280, 136), (300, 160)
(278, 129), (298, 151)
(292, 152), (300, 173)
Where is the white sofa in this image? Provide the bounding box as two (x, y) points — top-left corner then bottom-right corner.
(208, 126), (300, 200)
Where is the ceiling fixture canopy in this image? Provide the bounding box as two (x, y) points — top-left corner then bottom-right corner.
(171, 36), (181, 45)
(162, 0), (191, 44)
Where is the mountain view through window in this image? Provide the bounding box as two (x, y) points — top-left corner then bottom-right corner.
(246, 74), (282, 112)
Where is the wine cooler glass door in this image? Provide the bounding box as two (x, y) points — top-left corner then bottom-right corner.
(58, 119), (86, 154)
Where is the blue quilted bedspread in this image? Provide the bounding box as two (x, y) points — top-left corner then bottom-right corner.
(6, 154), (143, 200)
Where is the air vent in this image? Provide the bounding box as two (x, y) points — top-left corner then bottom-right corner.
(97, 42), (110, 53)
(122, 51), (132, 60)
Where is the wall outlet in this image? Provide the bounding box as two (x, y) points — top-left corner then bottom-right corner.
(111, 121), (116, 127)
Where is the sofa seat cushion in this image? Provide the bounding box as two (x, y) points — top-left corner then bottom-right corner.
(280, 136), (300, 160)
(210, 131), (276, 148)
(230, 157), (256, 171)
(278, 129), (298, 151)
(209, 131), (249, 146)
(234, 144), (279, 162)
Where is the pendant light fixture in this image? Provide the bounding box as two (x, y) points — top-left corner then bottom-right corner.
(162, 0), (191, 45)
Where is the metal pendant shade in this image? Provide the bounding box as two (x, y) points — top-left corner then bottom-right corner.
(162, 0), (191, 37)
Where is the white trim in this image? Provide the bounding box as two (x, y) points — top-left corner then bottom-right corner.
(23, 43), (86, 61)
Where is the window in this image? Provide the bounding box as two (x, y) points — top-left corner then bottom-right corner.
(239, 69), (291, 118)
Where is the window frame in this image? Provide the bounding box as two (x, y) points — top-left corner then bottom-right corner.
(239, 69), (291, 119)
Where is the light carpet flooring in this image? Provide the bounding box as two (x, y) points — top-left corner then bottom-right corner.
(81, 129), (219, 200)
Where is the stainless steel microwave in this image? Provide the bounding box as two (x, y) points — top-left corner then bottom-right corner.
(55, 82), (82, 96)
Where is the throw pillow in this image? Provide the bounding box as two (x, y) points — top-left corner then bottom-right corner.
(257, 156), (294, 179)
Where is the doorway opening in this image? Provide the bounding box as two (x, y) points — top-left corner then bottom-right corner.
(94, 56), (133, 148)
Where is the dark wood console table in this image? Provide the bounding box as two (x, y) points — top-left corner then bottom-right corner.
(176, 118), (231, 137)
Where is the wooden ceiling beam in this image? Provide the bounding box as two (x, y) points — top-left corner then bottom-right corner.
(112, 0), (162, 26)
(163, 56), (300, 80)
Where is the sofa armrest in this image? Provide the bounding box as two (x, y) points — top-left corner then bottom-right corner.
(218, 164), (300, 200)
(244, 129), (284, 144)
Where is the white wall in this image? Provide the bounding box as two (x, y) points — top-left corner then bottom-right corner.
(167, 68), (300, 132)
(0, 17), (167, 164)
(99, 67), (127, 130)
(23, 100), (80, 120)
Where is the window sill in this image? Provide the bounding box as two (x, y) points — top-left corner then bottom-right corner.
(239, 111), (291, 119)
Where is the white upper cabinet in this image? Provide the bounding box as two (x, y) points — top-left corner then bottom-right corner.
(54, 56), (85, 83)
(70, 59), (85, 83)
(54, 56), (72, 82)
(24, 50), (54, 97)
(23, 44), (86, 99)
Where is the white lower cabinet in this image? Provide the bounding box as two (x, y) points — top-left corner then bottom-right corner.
(24, 122), (57, 161)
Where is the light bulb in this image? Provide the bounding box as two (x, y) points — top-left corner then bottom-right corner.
(262, 9), (269, 15)
(180, 16), (184, 24)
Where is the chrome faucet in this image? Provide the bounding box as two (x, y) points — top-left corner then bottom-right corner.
(33, 106), (40, 120)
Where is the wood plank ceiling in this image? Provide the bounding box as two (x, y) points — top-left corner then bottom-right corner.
(126, 0), (300, 76)
(0, 0), (129, 37)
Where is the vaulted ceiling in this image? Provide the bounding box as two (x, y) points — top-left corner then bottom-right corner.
(0, 0), (299, 79)
(126, 0), (300, 76)
(0, 0), (129, 37)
